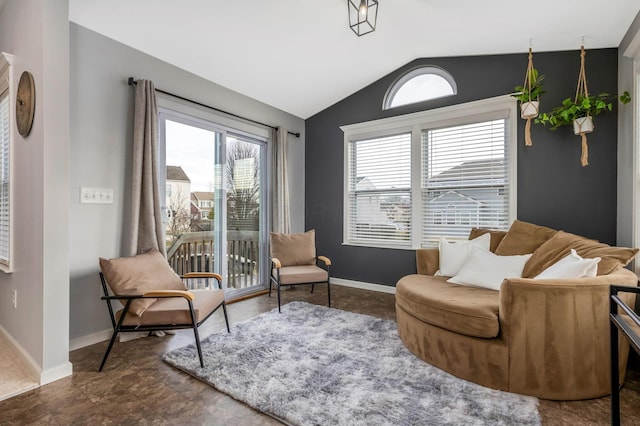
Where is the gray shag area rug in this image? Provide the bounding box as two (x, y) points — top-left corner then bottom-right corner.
(163, 302), (540, 426)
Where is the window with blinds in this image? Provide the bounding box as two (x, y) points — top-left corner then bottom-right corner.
(342, 95), (516, 249)
(346, 133), (412, 246)
(0, 52), (13, 272)
(422, 119), (509, 246)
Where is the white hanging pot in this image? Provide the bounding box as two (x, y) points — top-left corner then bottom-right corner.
(520, 101), (539, 119)
(573, 116), (594, 135)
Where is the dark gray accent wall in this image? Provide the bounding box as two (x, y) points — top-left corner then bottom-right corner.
(305, 49), (619, 287)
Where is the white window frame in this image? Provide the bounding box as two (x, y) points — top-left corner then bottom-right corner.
(383, 66), (457, 110)
(0, 52), (15, 273)
(341, 95), (517, 249)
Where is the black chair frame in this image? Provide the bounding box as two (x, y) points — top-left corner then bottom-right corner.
(269, 258), (331, 313)
(98, 272), (230, 371)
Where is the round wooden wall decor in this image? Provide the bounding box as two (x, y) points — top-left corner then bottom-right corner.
(16, 71), (35, 137)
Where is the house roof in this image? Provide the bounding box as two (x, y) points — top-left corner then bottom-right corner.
(191, 191), (214, 202)
(166, 165), (190, 182)
(69, 1), (640, 119)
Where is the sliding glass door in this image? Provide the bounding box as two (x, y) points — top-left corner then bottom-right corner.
(159, 110), (268, 298)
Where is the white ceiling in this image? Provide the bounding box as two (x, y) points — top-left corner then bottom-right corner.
(69, 0), (640, 119)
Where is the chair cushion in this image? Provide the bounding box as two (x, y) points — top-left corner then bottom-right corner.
(99, 250), (186, 316)
(274, 265), (328, 285)
(117, 289), (225, 326)
(270, 230), (316, 266)
(522, 231), (639, 278)
(494, 220), (557, 256)
(396, 274), (500, 339)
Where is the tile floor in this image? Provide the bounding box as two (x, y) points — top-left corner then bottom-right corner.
(1, 285), (640, 425)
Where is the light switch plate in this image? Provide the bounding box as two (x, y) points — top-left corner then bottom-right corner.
(80, 187), (114, 204)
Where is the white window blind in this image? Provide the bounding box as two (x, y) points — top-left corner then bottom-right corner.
(346, 133), (412, 246)
(0, 87), (9, 264)
(422, 119), (509, 246)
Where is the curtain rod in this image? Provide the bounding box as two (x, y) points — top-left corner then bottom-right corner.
(127, 77), (301, 138)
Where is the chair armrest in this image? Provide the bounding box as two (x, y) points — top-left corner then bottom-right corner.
(182, 272), (223, 282)
(271, 257), (282, 268)
(416, 248), (439, 275)
(317, 255), (331, 266)
(143, 290), (196, 301)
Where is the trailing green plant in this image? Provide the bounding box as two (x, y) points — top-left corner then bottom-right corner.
(512, 68), (545, 103)
(535, 91), (631, 130)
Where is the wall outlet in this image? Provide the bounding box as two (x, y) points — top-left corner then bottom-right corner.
(11, 289), (16, 309)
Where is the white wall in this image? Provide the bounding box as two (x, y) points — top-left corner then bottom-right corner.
(0, 0), (71, 383)
(69, 24), (305, 343)
(618, 11), (640, 252)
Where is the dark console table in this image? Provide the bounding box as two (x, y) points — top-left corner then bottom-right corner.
(610, 284), (640, 425)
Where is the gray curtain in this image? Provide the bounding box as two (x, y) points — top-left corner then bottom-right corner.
(272, 127), (291, 234)
(127, 80), (166, 257)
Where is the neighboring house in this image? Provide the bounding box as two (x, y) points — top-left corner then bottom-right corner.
(191, 191), (215, 220)
(166, 166), (192, 235)
(425, 158), (506, 230)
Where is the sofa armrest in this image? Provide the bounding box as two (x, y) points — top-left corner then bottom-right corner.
(499, 267), (638, 399)
(416, 249), (439, 276)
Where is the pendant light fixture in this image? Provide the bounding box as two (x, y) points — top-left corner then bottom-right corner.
(348, 0), (378, 37)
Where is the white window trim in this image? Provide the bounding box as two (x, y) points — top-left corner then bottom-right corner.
(383, 66), (457, 110)
(0, 52), (15, 273)
(341, 95), (518, 250)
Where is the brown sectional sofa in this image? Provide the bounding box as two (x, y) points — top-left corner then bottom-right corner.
(395, 221), (639, 400)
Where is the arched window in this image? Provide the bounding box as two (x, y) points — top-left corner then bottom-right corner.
(383, 66), (457, 110)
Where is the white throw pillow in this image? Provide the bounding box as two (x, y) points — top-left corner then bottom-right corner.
(534, 249), (600, 279)
(438, 233), (491, 277)
(448, 245), (532, 291)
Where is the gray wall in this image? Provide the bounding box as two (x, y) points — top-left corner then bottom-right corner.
(69, 24), (305, 343)
(0, 0), (71, 381)
(618, 11), (640, 251)
(306, 49), (620, 287)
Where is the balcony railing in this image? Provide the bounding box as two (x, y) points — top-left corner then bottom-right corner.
(167, 230), (260, 289)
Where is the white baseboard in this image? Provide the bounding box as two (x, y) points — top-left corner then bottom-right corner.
(0, 324), (41, 384)
(40, 362), (73, 385)
(0, 324), (74, 386)
(69, 328), (112, 351)
(331, 278), (396, 294)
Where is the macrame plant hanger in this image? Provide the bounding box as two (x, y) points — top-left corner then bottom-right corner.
(521, 47), (538, 146)
(575, 45), (591, 166)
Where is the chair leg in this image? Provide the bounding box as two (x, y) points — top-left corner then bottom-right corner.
(222, 303), (230, 333)
(277, 284), (282, 313)
(269, 277), (272, 297)
(193, 325), (204, 368)
(327, 279), (331, 308)
(311, 283), (315, 294)
(99, 331), (119, 372)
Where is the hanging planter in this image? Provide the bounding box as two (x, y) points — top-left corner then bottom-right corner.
(512, 48), (545, 146)
(536, 45), (631, 167)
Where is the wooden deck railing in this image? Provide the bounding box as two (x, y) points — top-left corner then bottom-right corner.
(167, 230), (260, 289)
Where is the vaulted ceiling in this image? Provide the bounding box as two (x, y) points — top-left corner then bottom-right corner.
(69, 0), (640, 119)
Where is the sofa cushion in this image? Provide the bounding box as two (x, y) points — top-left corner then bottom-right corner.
(447, 246), (531, 291)
(468, 228), (507, 253)
(270, 230), (316, 266)
(523, 231), (639, 278)
(396, 274), (500, 339)
(534, 249), (600, 279)
(438, 233), (490, 277)
(495, 220), (557, 256)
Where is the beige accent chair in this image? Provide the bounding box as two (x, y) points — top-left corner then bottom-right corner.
(98, 250), (229, 371)
(270, 230), (331, 312)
